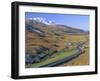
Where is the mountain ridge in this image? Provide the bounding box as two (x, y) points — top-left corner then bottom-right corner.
(25, 17), (88, 36)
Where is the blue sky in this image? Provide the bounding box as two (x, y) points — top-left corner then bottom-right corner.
(25, 12), (89, 31)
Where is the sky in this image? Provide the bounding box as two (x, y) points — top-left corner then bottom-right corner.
(25, 12), (89, 31)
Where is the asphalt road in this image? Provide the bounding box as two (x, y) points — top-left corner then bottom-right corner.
(40, 43), (84, 67)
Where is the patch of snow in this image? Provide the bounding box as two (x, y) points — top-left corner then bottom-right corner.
(28, 17), (56, 25)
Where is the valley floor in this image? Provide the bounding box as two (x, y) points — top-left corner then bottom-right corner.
(60, 47), (89, 66)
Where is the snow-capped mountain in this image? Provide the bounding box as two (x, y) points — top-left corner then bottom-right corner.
(26, 17), (88, 35)
(28, 17), (56, 25)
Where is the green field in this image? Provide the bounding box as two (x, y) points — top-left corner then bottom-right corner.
(26, 49), (77, 68)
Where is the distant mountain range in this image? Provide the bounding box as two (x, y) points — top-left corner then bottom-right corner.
(25, 17), (88, 36)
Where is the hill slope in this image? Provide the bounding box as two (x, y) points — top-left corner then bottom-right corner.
(25, 17), (90, 68)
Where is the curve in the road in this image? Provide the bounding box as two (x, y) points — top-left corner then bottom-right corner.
(40, 50), (83, 67)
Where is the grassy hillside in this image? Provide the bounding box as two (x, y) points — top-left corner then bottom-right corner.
(25, 19), (89, 68)
(26, 49), (76, 68)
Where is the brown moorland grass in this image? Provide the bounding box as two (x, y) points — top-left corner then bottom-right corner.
(26, 30), (89, 66)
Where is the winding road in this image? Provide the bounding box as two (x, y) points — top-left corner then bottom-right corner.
(40, 43), (85, 67)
